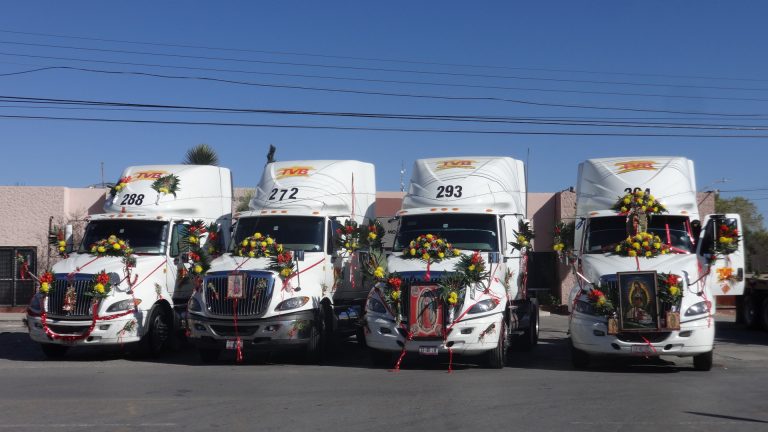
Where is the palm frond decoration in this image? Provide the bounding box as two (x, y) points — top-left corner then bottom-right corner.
(151, 174), (181, 198)
(183, 144), (219, 166)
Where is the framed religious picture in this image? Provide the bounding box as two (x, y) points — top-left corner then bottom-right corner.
(408, 284), (444, 339)
(617, 271), (660, 331)
(227, 274), (244, 299)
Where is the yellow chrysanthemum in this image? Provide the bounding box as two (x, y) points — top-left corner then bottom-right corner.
(40, 282), (50, 294)
(374, 267), (385, 279)
(410, 248), (416, 256)
(267, 237), (274, 245)
(260, 241), (267, 247)
(242, 239), (249, 247)
(368, 232), (377, 240)
(422, 253), (430, 260)
(468, 264), (476, 271)
(280, 268), (293, 278)
(632, 242), (641, 250)
(447, 291), (458, 305)
(597, 296), (607, 306)
(58, 240), (66, 247)
(645, 251), (652, 257)
(94, 283), (105, 294)
(248, 251), (256, 258)
(97, 246), (106, 253)
(438, 252), (445, 259)
(194, 265), (203, 274)
(669, 286), (679, 296)
(453, 249), (461, 256)
(391, 290), (400, 301)
(426, 234), (433, 240)
(254, 233), (262, 239)
(628, 250), (637, 257)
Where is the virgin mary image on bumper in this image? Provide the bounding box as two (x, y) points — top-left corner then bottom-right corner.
(617, 271), (660, 331)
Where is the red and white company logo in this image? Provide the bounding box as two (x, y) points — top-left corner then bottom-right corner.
(614, 160), (657, 174)
(276, 166), (313, 179)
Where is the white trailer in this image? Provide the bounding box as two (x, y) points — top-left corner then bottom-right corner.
(568, 157), (745, 370)
(365, 157), (538, 368)
(26, 165), (233, 358)
(186, 160), (376, 363)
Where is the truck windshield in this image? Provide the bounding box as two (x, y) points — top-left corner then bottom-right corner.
(394, 214), (499, 252)
(234, 216), (324, 252)
(80, 220), (169, 254)
(585, 215), (694, 254)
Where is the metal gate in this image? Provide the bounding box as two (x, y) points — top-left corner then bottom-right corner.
(0, 247), (37, 307)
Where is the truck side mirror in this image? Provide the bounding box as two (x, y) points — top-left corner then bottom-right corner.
(65, 224), (75, 253)
(488, 252), (501, 264)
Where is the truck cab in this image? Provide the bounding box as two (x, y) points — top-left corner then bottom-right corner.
(186, 160), (376, 363)
(568, 157), (745, 371)
(26, 165), (232, 358)
(365, 157), (539, 368)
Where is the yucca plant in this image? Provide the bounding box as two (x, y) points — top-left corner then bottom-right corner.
(183, 144), (219, 166)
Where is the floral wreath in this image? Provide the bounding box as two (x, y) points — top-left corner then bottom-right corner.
(269, 251), (297, 279)
(439, 252), (491, 307)
(334, 220), (361, 253)
(109, 176), (130, 197)
(87, 270), (113, 299)
(151, 174), (181, 197)
(38, 271), (54, 295)
(236, 232), (283, 258)
(89, 235), (136, 267)
(402, 233), (460, 261)
(715, 222), (740, 255)
(509, 220), (535, 252)
(585, 287), (615, 316)
(49, 226), (68, 257)
(552, 221), (575, 262)
(657, 272), (683, 308)
(612, 187), (667, 215)
(361, 220), (385, 250)
(613, 232), (670, 258)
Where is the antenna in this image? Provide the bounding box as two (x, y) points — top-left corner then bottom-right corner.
(399, 161), (406, 192)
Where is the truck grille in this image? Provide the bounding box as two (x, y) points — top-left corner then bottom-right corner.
(204, 272), (273, 317)
(46, 274), (95, 318)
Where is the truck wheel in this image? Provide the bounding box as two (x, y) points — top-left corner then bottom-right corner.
(198, 348), (220, 364)
(519, 300), (540, 351)
(369, 349), (392, 368)
(486, 319), (508, 369)
(760, 298), (768, 331)
(304, 306), (329, 364)
(138, 306), (171, 357)
(40, 343), (69, 359)
(741, 294), (759, 329)
(570, 340), (590, 369)
(693, 350), (713, 371)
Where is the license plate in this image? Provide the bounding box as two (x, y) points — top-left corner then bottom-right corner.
(630, 345), (655, 355)
(225, 339), (242, 350)
(419, 346), (438, 356)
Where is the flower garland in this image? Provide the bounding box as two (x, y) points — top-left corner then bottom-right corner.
(402, 233), (460, 261)
(87, 270), (113, 299)
(90, 235), (133, 258)
(586, 288), (615, 316)
(151, 174), (181, 197)
(613, 232), (670, 258)
(38, 271), (54, 295)
(715, 222), (740, 255)
(335, 220), (361, 253)
(268, 251), (297, 279)
(611, 188), (667, 215)
(361, 220), (386, 250)
(509, 220), (535, 252)
(657, 272), (683, 308)
(236, 232), (282, 258)
(109, 176), (130, 197)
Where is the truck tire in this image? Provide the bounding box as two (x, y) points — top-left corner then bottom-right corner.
(198, 348), (220, 364)
(486, 319), (508, 369)
(693, 350), (713, 371)
(760, 298), (768, 331)
(40, 343), (69, 359)
(137, 306), (171, 357)
(741, 294), (759, 329)
(570, 340), (590, 369)
(519, 300), (540, 351)
(304, 306), (329, 364)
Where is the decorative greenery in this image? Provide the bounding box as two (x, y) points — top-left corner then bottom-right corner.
(402, 233), (460, 261)
(87, 270), (113, 299)
(268, 251), (297, 279)
(552, 221), (574, 259)
(109, 176), (130, 197)
(715, 222), (740, 255)
(236, 232), (283, 258)
(657, 272), (683, 308)
(454, 251), (488, 285)
(49, 226), (67, 256)
(611, 187), (667, 215)
(183, 143), (219, 166)
(334, 219), (361, 253)
(187, 250), (211, 276)
(509, 220), (535, 252)
(89, 235), (134, 262)
(151, 174), (181, 197)
(586, 287), (615, 316)
(361, 220), (386, 251)
(613, 232), (670, 258)
(38, 271), (54, 295)
(438, 272), (467, 306)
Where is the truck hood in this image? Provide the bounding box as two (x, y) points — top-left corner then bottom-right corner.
(387, 253), (465, 273)
(581, 253), (700, 284)
(209, 253), (328, 290)
(51, 253), (167, 278)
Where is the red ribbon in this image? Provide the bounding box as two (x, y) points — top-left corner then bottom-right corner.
(640, 335), (658, 358)
(425, 260), (431, 282)
(390, 329), (413, 372)
(233, 297), (243, 363)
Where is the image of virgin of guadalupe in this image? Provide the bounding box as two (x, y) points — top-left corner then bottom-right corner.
(625, 281), (653, 325)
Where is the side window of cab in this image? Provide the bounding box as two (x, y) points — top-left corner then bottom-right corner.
(170, 223), (189, 257)
(327, 219), (343, 254)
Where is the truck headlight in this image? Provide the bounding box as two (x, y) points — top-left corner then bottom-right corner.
(685, 301), (710, 317)
(366, 298), (388, 314)
(275, 296), (310, 312)
(468, 298), (500, 314)
(188, 296), (202, 313)
(106, 298), (141, 312)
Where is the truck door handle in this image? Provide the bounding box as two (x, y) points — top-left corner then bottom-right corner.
(737, 268), (744, 281)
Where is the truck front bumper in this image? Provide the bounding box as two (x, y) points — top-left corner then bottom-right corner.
(26, 313), (142, 346)
(570, 312), (715, 357)
(186, 310), (316, 351)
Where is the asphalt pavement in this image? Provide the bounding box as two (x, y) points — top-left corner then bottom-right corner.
(1, 313), (767, 432)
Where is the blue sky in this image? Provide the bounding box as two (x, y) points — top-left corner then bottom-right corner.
(1, 2), (767, 221)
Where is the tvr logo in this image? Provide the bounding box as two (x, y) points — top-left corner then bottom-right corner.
(614, 161), (657, 174)
(276, 166), (313, 178)
(435, 160), (476, 170)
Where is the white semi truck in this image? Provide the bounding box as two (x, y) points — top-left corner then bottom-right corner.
(365, 157), (539, 368)
(568, 157), (745, 371)
(26, 165), (233, 358)
(186, 160), (376, 363)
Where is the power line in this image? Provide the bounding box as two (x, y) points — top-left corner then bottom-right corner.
(3, 39), (768, 93)
(2, 64), (768, 118)
(2, 113), (768, 137)
(2, 27), (767, 85)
